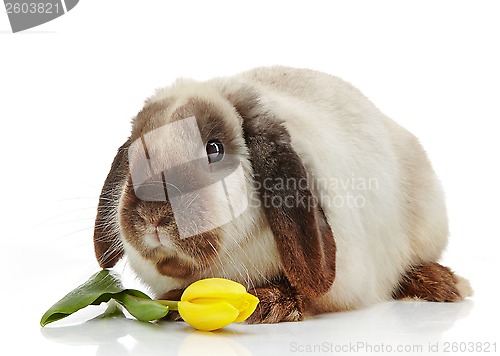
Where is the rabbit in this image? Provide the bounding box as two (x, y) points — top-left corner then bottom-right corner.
(93, 66), (472, 324)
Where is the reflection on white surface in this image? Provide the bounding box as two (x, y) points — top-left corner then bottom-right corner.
(39, 300), (474, 356)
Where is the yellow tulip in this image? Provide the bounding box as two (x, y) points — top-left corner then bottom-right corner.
(177, 278), (260, 331)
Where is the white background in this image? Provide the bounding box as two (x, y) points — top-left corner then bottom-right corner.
(1, 1), (499, 355)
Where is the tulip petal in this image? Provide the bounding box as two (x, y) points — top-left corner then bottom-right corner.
(178, 301), (239, 331)
(185, 297), (246, 311)
(181, 278), (246, 302)
(233, 293), (260, 322)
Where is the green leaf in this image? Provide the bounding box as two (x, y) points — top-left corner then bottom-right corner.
(40, 270), (124, 326)
(93, 299), (126, 320)
(40, 270), (170, 326)
(114, 291), (169, 322)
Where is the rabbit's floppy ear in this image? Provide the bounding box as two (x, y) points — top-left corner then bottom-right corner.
(233, 89), (336, 297)
(93, 139), (130, 268)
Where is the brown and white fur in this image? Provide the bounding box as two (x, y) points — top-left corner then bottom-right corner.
(93, 66), (472, 323)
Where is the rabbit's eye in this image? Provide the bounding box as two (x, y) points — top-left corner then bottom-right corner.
(206, 140), (225, 163)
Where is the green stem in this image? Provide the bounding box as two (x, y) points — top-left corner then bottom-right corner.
(156, 300), (179, 311)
